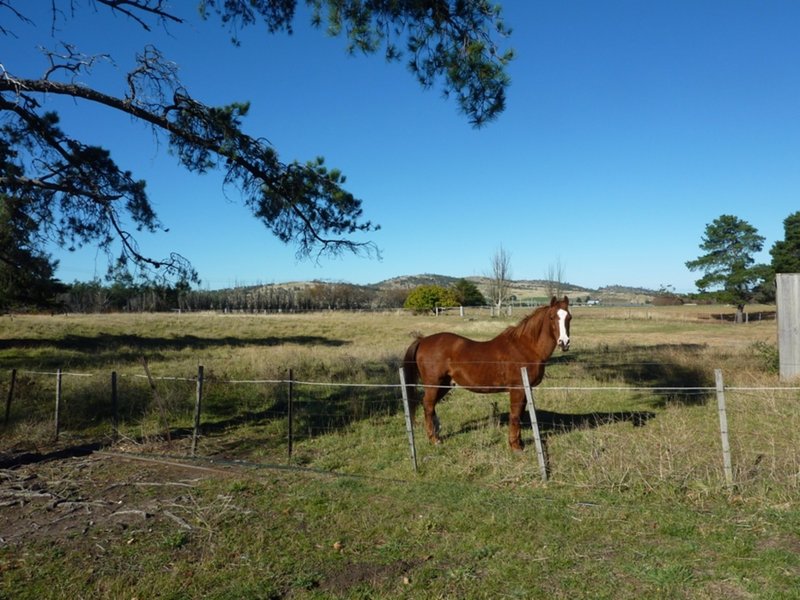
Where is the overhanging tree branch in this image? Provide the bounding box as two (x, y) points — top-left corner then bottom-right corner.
(1, 66), (378, 275)
(1, 0), (512, 286)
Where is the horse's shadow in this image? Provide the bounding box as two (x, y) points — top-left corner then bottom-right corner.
(449, 407), (656, 442)
(509, 408), (656, 434)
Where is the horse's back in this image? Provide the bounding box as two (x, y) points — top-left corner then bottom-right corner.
(416, 332), (495, 374)
(417, 331), (481, 357)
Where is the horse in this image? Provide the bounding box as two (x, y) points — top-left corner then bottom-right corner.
(402, 296), (571, 451)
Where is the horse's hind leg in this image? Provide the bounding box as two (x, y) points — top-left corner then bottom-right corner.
(422, 385), (446, 444)
(508, 389), (525, 451)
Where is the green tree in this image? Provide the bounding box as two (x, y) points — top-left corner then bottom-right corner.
(770, 211), (800, 274)
(404, 284), (459, 313)
(452, 278), (486, 306)
(0, 194), (64, 310)
(685, 214), (766, 307)
(0, 1), (513, 284)
(106, 260), (140, 311)
(63, 279), (107, 313)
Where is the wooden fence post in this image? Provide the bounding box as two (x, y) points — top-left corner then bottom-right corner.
(715, 369), (734, 487)
(521, 367), (548, 483)
(191, 365), (204, 457)
(398, 367), (418, 473)
(54, 368), (62, 441)
(4, 368), (17, 427)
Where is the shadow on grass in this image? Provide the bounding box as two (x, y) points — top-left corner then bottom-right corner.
(0, 334), (349, 352)
(569, 343), (714, 407)
(450, 407), (657, 444)
(0, 441), (104, 469)
(1, 376), (403, 468)
(2, 343), (711, 468)
(0, 333), (351, 369)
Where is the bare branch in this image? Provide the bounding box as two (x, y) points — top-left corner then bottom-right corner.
(94, 0), (184, 29)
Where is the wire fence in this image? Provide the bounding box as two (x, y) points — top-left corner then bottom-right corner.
(2, 365), (800, 494)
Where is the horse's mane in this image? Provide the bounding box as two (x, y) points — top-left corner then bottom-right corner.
(498, 304), (550, 341)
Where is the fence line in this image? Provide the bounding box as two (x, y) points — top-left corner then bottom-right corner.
(18, 370), (95, 377)
(7, 367), (800, 392)
(3, 365), (799, 489)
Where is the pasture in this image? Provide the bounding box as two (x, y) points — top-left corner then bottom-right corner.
(1, 305), (799, 599)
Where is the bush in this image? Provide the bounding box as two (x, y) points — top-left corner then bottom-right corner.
(452, 279), (486, 306)
(751, 341), (779, 374)
(403, 285), (459, 313)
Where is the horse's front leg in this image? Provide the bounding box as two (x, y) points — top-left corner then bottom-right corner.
(508, 389), (526, 451)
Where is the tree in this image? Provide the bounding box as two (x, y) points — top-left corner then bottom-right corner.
(452, 278), (485, 306)
(488, 244), (512, 312)
(544, 258), (566, 300)
(404, 284), (458, 313)
(0, 194), (64, 310)
(685, 214), (767, 309)
(770, 211), (800, 274)
(0, 1), (513, 288)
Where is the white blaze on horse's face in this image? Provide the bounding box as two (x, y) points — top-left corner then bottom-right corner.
(557, 308), (570, 350)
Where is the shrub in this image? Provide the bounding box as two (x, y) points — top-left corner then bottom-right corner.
(403, 285), (459, 313)
(750, 341), (779, 374)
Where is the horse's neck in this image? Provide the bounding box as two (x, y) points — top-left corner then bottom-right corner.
(531, 321), (557, 358)
(511, 310), (557, 358)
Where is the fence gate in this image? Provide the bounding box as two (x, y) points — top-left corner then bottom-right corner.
(776, 273), (800, 382)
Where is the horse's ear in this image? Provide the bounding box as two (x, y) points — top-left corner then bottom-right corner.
(550, 296), (557, 306)
(563, 295), (569, 305)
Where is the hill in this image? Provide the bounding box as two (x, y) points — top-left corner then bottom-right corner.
(373, 274), (654, 304)
(218, 274), (659, 306)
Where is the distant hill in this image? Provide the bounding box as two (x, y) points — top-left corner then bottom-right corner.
(228, 274), (658, 305)
(375, 274), (464, 289)
(373, 275), (654, 304)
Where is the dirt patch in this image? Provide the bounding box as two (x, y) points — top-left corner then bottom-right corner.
(757, 531), (800, 556)
(319, 557), (427, 595)
(0, 449), (240, 549)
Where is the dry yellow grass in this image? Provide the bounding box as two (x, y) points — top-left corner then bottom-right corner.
(2, 307), (800, 599)
(1, 305), (795, 501)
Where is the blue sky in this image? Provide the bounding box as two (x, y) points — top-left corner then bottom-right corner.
(4, 2), (799, 292)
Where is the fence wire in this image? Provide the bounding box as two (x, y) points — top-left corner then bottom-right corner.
(3, 366), (800, 493)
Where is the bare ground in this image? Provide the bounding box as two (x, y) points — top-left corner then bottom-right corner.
(0, 442), (240, 550)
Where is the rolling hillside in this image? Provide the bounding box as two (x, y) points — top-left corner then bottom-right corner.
(374, 274), (656, 304)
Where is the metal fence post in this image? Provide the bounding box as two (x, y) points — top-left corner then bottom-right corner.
(191, 365), (204, 457)
(111, 371), (118, 441)
(4, 368), (17, 427)
(54, 368), (62, 441)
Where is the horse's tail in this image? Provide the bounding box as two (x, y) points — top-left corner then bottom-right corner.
(402, 335), (423, 422)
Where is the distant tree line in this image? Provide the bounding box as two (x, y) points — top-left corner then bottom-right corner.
(55, 280), (388, 313)
(11, 278), (484, 314)
(5, 210), (799, 313)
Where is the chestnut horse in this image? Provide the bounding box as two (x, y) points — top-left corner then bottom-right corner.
(403, 296), (571, 451)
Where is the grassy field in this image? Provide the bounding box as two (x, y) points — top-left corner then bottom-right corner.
(1, 305), (799, 599)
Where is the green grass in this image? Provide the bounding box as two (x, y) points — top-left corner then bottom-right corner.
(2, 464), (798, 599)
(1, 307), (799, 598)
